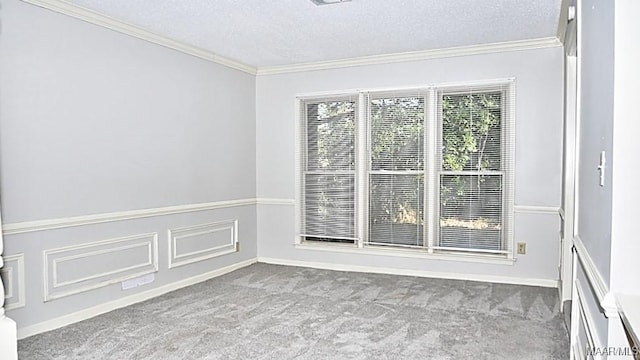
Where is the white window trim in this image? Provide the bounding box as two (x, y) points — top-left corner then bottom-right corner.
(295, 78), (516, 262)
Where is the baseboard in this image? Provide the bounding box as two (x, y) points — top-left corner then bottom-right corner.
(257, 257), (558, 288)
(17, 258), (257, 339)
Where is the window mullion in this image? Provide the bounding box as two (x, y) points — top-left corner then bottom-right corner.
(356, 92), (369, 248)
(505, 82), (516, 258)
(426, 88), (438, 253)
(295, 99), (304, 245)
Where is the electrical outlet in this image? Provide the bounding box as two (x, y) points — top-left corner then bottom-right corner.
(517, 242), (527, 255)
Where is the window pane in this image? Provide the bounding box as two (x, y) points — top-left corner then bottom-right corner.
(371, 97), (424, 171)
(306, 100), (356, 171)
(441, 92), (502, 171)
(439, 174), (502, 251)
(369, 174), (424, 246)
(303, 174), (355, 240)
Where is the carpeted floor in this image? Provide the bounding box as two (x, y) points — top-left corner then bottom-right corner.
(18, 263), (569, 359)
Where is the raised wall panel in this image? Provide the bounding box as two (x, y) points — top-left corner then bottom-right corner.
(0, 254), (25, 310)
(44, 233), (158, 301)
(168, 220), (238, 269)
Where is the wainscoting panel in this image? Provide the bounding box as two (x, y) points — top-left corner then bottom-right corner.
(168, 220), (238, 269)
(1, 254), (25, 310)
(44, 233), (159, 301)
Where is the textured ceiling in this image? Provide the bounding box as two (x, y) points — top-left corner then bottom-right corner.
(62, 0), (562, 67)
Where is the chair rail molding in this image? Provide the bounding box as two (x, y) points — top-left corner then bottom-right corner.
(2, 198), (257, 235)
(573, 235), (619, 317)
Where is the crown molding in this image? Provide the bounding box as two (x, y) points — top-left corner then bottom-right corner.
(556, 0), (572, 44)
(20, 0), (258, 75)
(21, 0), (562, 77)
(257, 37), (562, 76)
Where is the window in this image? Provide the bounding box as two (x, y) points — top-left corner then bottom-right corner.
(299, 96), (358, 244)
(368, 94), (425, 247)
(297, 81), (515, 257)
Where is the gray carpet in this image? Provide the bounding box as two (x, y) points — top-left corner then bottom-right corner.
(18, 263), (569, 359)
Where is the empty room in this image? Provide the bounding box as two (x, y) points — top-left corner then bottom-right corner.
(1, 0), (638, 359)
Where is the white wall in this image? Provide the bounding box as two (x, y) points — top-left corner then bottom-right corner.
(1, 1), (256, 223)
(0, 0), (257, 335)
(609, 0), (640, 298)
(256, 47), (565, 284)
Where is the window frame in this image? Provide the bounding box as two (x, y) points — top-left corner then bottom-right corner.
(433, 83), (516, 256)
(296, 94), (360, 244)
(295, 79), (516, 260)
(365, 91), (428, 249)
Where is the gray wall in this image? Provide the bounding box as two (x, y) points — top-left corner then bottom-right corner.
(1, 0), (256, 223)
(570, 0), (617, 351)
(576, 0), (615, 285)
(256, 47), (565, 282)
(0, 0), (257, 332)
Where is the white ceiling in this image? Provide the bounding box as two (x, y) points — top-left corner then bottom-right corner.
(62, 0), (563, 68)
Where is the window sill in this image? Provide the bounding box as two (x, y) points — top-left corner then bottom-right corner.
(294, 242), (515, 265)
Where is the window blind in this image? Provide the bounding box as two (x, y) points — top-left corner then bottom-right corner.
(300, 96), (358, 243)
(367, 94), (425, 247)
(435, 85), (514, 254)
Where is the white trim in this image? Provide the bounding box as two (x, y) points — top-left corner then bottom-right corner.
(356, 93), (368, 249)
(571, 344), (584, 360)
(256, 198), (295, 206)
(43, 233), (159, 301)
(257, 37), (562, 75)
(295, 78), (517, 100)
(17, 258), (257, 339)
(557, 0), (572, 43)
(569, 245), (580, 360)
(0, 316), (17, 360)
(257, 257), (557, 288)
(167, 220), (238, 269)
(294, 98), (303, 246)
(0, 268), (12, 299)
(51, 242), (153, 288)
(560, 54), (578, 304)
(19, 0), (257, 75)
(2, 198), (256, 235)
(426, 89), (438, 254)
(19, 0), (562, 78)
(294, 243), (516, 265)
(573, 235), (619, 317)
(574, 279), (603, 350)
(514, 205), (560, 215)
(0, 254), (26, 311)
